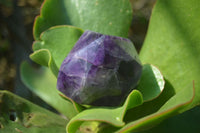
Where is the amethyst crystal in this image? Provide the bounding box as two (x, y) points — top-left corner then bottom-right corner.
(57, 31), (142, 106)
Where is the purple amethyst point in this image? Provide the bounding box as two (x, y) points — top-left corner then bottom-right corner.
(57, 30), (142, 106)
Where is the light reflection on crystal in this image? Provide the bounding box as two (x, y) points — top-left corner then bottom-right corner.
(57, 30), (142, 106)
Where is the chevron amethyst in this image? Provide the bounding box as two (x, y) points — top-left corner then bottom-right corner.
(57, 30), (142, 106)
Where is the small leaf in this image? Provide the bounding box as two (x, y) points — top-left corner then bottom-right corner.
(20, 61), (78, 119)
(137, 64), (165, 101)
(0, 90), (67, 133)
(31, 25), (83, 76)
(66, 90), (143, 133)
(30, 49), (58, 76)
(59, 93), (86, 113)
(33, 0), (132, 40)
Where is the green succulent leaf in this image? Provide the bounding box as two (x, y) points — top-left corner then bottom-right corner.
(67, 90), (143, 133)
(30, 26), (83, 76)
(0, 90), (67, 133)
(20, 61), (78, 119)
(59, 93), (86, 113)
(33, 0), (132, 40)
(116, 85), (194, 133)
(137, 64), (165, 102)
(114, 0), (199, 132)
(140, 0), (200, 112)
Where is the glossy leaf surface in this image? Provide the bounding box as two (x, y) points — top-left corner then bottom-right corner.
(34, 0), (132, 40)
(140, 0), (200, 111)
(137, 64), (165, 101)
(116, 0), (199, 132)
(117, 85), (194, 132)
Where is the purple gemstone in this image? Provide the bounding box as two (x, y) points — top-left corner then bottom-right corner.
(57, 30), (142, 106)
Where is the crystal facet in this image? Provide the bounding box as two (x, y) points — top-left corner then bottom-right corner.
(57, 31), (142, 106)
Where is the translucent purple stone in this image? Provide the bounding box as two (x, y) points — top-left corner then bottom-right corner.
(57, 31), (142, 106)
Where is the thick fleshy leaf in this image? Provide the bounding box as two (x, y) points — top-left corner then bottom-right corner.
(139, 0), (200, 111)
(67, 90), (143, 133)
(59, 93), (86, 113)
(33, 0), (132, 40)
(116, 85), (194, 132)
(0, 90), (67, 133)
(114, 0), (198, 132)
(30, 26), (83, 76)
(20, 62), (78, 119)
(30, 49), (59, 76)
(137, 64), (165, 101)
